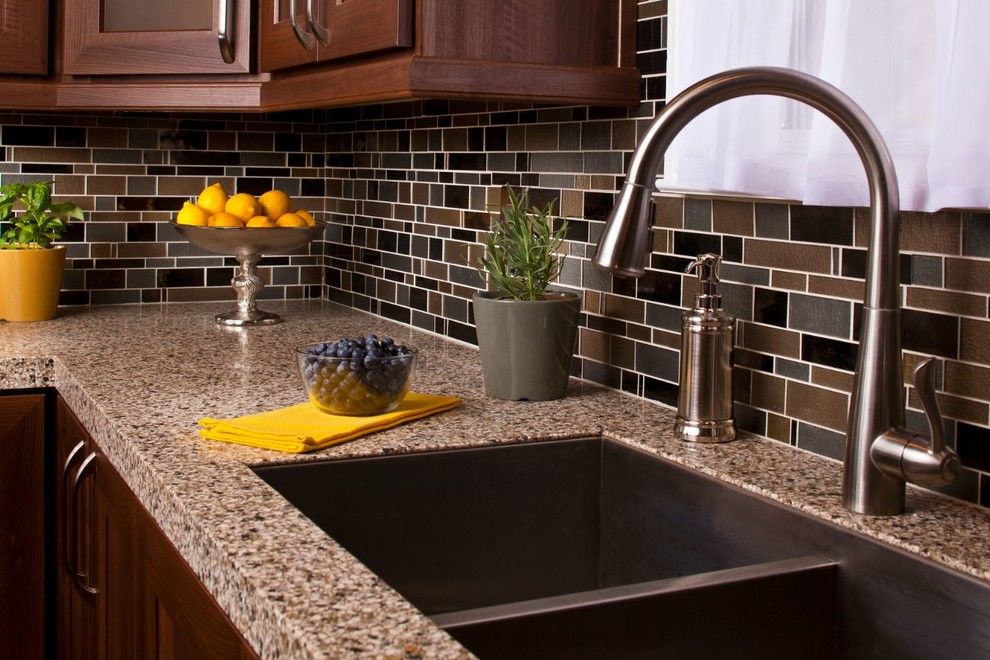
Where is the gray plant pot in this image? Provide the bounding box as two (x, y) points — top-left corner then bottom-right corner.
(472, 291), (581, 401)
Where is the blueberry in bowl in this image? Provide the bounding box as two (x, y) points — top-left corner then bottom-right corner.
(297, 335), (418, 415)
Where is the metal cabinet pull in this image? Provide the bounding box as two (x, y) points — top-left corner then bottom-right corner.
(290, 0), (317, 50)
(218, 0), (236, 63)
(70, 452), (99, 596)
(61, 441), (87, 579)
(306, 0), (331, 46)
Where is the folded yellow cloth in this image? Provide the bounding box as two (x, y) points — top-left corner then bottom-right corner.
(198, 392), (462, 453)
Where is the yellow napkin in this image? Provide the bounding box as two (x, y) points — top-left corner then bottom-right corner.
(198, 392), (462, 453)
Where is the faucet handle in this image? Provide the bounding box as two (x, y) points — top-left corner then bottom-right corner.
(871, 357), (961, 487)
(912, 358), (946, 455)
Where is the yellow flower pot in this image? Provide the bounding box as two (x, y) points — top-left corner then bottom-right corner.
(0, 245), (66, 321)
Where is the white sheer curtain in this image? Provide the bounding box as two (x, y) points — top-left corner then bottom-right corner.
(664, 0), (990, 212)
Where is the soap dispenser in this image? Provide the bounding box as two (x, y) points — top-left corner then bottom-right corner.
(675, 253), (736, 443)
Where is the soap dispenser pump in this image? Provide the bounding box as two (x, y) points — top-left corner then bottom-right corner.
(675, 253), (736, 443)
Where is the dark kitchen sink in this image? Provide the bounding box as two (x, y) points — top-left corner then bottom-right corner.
(254, 437), (990, 659)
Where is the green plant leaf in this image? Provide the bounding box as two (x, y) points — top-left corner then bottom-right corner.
(0, 181), (80, 247)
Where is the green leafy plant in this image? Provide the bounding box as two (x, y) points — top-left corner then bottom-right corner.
(478, 186), (569, 301)
(0, 181), (83, 249)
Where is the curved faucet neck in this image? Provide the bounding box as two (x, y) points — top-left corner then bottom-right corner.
(612, 66), (900, 310)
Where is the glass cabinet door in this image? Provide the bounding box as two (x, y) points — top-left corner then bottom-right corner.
(63, 0), (251, 75)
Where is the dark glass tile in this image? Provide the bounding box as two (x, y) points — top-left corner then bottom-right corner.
(447, 319), (477, 345)
(587, 314), (626, 335)
(2, 125), (54, 146)
(55, 127), (86, 147)
(636, 50), (667, 76)
(409, 287), (428, 311)
(621, 369), (639, 395)
(962, 212), (990, 257)
(674, 231), (721, 257)
(160, 129), (207, 150)
(275, 133), (302, 152)
(484, 126), (507, 151)
(841, 248), (911, 283)
(246, 167), (290, 177)
(448, 153), (486, 170)
(173, 150), (239, 166)
(801, 334), (858, 371)
(156, 268), (204, 288)
(237, 178), (273, 195)
(643, 376), (678, 406)
(957, 422), (990, 472)
(789, 293), (851, 339)
(59, 290), (89, 306)
(23, 163), (72, 174)
(327, 154), (353, 167)
(791, 205), (853, 245)
(722, 235), (743, 262)
(583, 192), (615, 221)
(451, 228), (475, 243)
(444, 185), (470, 208)
(796, 422), (844, 460)
(636, 270), (680, 305)
(754, 288), (788, 327)
(380, 302), (411, 324)
(117, 197), (187, 212)
(141, 289), (162, 303)
(564, 219), (589, 242)
(584, 360), (622, 389)
(635, 342), (679, 381)
(734, 403), (767, 436)
(126, 222), (156, 242)
(651, 254), (692, 273)
(206, 267), (233, 287)
(85, 269), (126, 290)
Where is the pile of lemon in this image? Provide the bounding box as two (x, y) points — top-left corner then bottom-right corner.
(175, 183), (316, 228)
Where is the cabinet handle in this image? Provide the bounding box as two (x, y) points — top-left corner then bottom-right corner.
(70, 452), (99, 597)
(218, 0), (236, 64)
(306, 0), (331, 46)
(290, 0), (317, 50)
(61, 441), (87, 580)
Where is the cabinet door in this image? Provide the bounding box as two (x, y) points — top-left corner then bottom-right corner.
(0, 393), (47, 659)
(0, 0), (48, 74)
(262, 0), (412, 72)
(260, 0), (319, 72)
(56, 401), (99, 660)
(62, 0), (252, 75)
(315, 0), (413, 63)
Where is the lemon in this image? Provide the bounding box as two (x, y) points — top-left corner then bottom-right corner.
(197, 182), (228, 217)
(258, 190), (291, 221)
(176, 201), (209, 226)
(245, 215), (275, 228)
(209, 212), (243, 228)
(225, 193), (261, 221)
(275, 212), (307, 227)
(293, 209), (316, 227)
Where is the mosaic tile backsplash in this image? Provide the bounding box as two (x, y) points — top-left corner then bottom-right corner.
(2, 0), (989, 507)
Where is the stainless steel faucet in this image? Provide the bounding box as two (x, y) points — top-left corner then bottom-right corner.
(593, 66), (960, 515)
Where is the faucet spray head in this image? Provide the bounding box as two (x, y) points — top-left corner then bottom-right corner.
(592, 181), (655, 278)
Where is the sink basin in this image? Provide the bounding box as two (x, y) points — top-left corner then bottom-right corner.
(254, 437), (990, 659)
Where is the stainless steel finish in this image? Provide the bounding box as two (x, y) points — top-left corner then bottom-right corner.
(254, 436), (990, 658)
(290, 0), (317, 50)
(305, 0), (331, 45)
(592, 66), (959, 515)
(70, 452), (98, 596)
(173, 222), (324, 326)
(675, 253), (736, 443)
(871, 359), (961, 487)
(217, 0), (236, 64)
(61, 440), (86, 580)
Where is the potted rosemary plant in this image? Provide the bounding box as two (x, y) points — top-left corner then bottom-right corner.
(0, 181), (83, 321)
(473, 187), (580, 401)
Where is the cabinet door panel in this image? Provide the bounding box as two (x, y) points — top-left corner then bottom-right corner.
(62, 0), (252, 75)
(0, 394), (46, 659)
(0, 0), (48, 74)
(260, 0), (318, 72)
(316, 0), (413, 63)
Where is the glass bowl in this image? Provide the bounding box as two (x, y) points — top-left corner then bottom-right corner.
(297, 341), (418, 415)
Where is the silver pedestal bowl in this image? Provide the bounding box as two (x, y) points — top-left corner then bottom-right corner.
(172, 221), (325, 326)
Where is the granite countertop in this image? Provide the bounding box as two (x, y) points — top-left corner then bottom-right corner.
(2, 300), (988, 658)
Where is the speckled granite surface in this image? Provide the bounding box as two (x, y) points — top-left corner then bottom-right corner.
(1, 301), (988, 658)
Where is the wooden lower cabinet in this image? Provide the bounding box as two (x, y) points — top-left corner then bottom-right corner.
(0, 392), (48, 659)
(57, 398), (257, 659)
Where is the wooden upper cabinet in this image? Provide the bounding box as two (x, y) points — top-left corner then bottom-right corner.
(0, 0), (49, 74)
(261, 0), (413, 73)
(62, 0), (252, 75)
